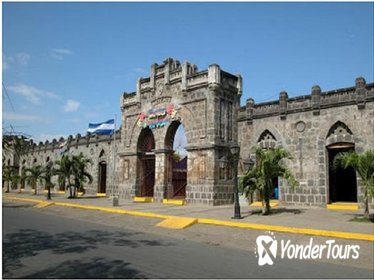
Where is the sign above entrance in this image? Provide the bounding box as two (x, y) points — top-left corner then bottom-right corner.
(137, 104), (180, 129)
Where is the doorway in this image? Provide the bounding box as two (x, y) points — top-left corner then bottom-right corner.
(138, 127), (155, 197)
(98, 161), (107, 193)
(327, 144), (357, 203)
(165, 121), (187, 199)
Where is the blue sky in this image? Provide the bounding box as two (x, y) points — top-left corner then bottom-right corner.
(2, 2), (373, 143)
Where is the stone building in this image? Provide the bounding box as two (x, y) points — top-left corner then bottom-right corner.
(3, 58), (373, 209)
(238, 77), (374, 208)
(3, 132), (120, 196)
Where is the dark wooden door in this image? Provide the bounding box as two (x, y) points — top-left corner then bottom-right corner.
(98, 162), (107, 193)
(171, 157), (187, 198)
(141, 157), (155, 197)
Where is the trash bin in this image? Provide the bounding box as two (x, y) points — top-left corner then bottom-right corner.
(113, 196), (119, 207)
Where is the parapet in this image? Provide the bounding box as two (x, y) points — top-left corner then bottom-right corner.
(25, 130), (121, 154)
(121, 58), (242, 108)
(238, 77), (374, 121)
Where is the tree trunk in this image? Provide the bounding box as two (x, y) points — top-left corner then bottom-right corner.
(5, 181), (10, 193)
(34, 182), (37, 195)
(262, 182), (272, 215)
(364, 192), (369, 219)
(47, 183), (51, 200)
(67, 177), (73, 198)
(262, 198), (270, 215)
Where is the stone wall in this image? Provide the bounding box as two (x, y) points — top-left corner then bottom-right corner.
(238, 77), (374, 209)
(118, 58), (242, 205)
(3, 132), (121, 196)
(3, 58), (373, 209)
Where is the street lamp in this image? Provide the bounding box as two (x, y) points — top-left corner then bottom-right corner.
(243, 156), (255, 172)
(229, 145), (242, 219)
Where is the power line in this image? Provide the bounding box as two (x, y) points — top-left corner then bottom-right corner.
(2, 82), (15, 112)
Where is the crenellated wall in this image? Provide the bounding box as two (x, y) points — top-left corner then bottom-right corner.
(4, 131), (121, 195)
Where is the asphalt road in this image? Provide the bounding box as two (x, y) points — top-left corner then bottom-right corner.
(3, 201), (374, 279)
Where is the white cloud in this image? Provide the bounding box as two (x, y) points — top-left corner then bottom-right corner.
(36, 133), (67, 143)
(3, 61), (9, 71)
(3, 112), (44, 122)
(16, 52), (31, 66)
(63, 99), (80, 112)
(50, 48), (73, 60)
(7, 84), (60, 104)
(3, 53), (30, 70)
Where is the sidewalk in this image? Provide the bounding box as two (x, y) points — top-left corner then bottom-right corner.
(3, 191), (374, 242)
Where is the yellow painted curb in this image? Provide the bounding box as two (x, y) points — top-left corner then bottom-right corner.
(133, 197), (154, 203)
(162, 199), (186, 206)
(250, 200), (279, 208)
(3, 195), (373, 242)
(327, 203), (359, 211)
(57, 191), (66, 194)
(53, 201), (171, 220)
(96, 193), (107, 197)
(197, 218), (374, 242)
(35, 201), (55, 208)
(156, 217), (197, 229)
(3, 196), (43, 204)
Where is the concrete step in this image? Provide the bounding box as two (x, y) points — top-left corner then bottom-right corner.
(133, 196), (154, 203)
(162, 199), (186, 206)
(327, 202), (359, 211)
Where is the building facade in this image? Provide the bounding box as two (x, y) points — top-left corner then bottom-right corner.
(3, 58), (373, 208)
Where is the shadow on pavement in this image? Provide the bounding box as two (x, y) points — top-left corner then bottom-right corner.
(2, 203), (34, 209)
(243, 207), (304, 217)
(3, 228), (175, 278)
(23, 257), (147, 279)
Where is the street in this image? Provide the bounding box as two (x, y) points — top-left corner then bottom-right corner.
(3, 201), (374, 279)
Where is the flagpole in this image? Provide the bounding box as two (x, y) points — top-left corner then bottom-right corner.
(112, 115), (118, 206)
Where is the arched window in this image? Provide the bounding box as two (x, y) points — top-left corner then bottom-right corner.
(257, 130), (277, 149)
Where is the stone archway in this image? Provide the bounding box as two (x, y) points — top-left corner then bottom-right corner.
(137, 127), (155, 197)
(256, 130), (279, 201)
(326, 122), (357, 203)
(164, 121), (188, 199)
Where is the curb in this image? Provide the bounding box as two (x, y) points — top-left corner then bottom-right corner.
(3, 195), (374, 242)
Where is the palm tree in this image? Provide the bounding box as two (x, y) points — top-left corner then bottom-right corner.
(3, 165), (15, 193)
(11, 173), (21, 191)
(334, 149), (374, 219)
(240, 147), (298, 215)
(54, 155), (74, 198)
(25, 165), (45, 195)
(71, 153), (93, 198)
(43, 161), (54, 200)
(18, 169), (27, 193)
(57, 174), (66, 192)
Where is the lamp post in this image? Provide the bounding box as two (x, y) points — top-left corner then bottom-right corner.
(229, 145), (242, 219)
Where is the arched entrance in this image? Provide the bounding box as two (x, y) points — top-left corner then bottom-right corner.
(98, 161), (107, 193)
(326, 122), (357, 203)
(137, 127), (155, 197)
(165, 121), (187, 199)
(256, 130), (279, 201)
(327, 143), (357, 203)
